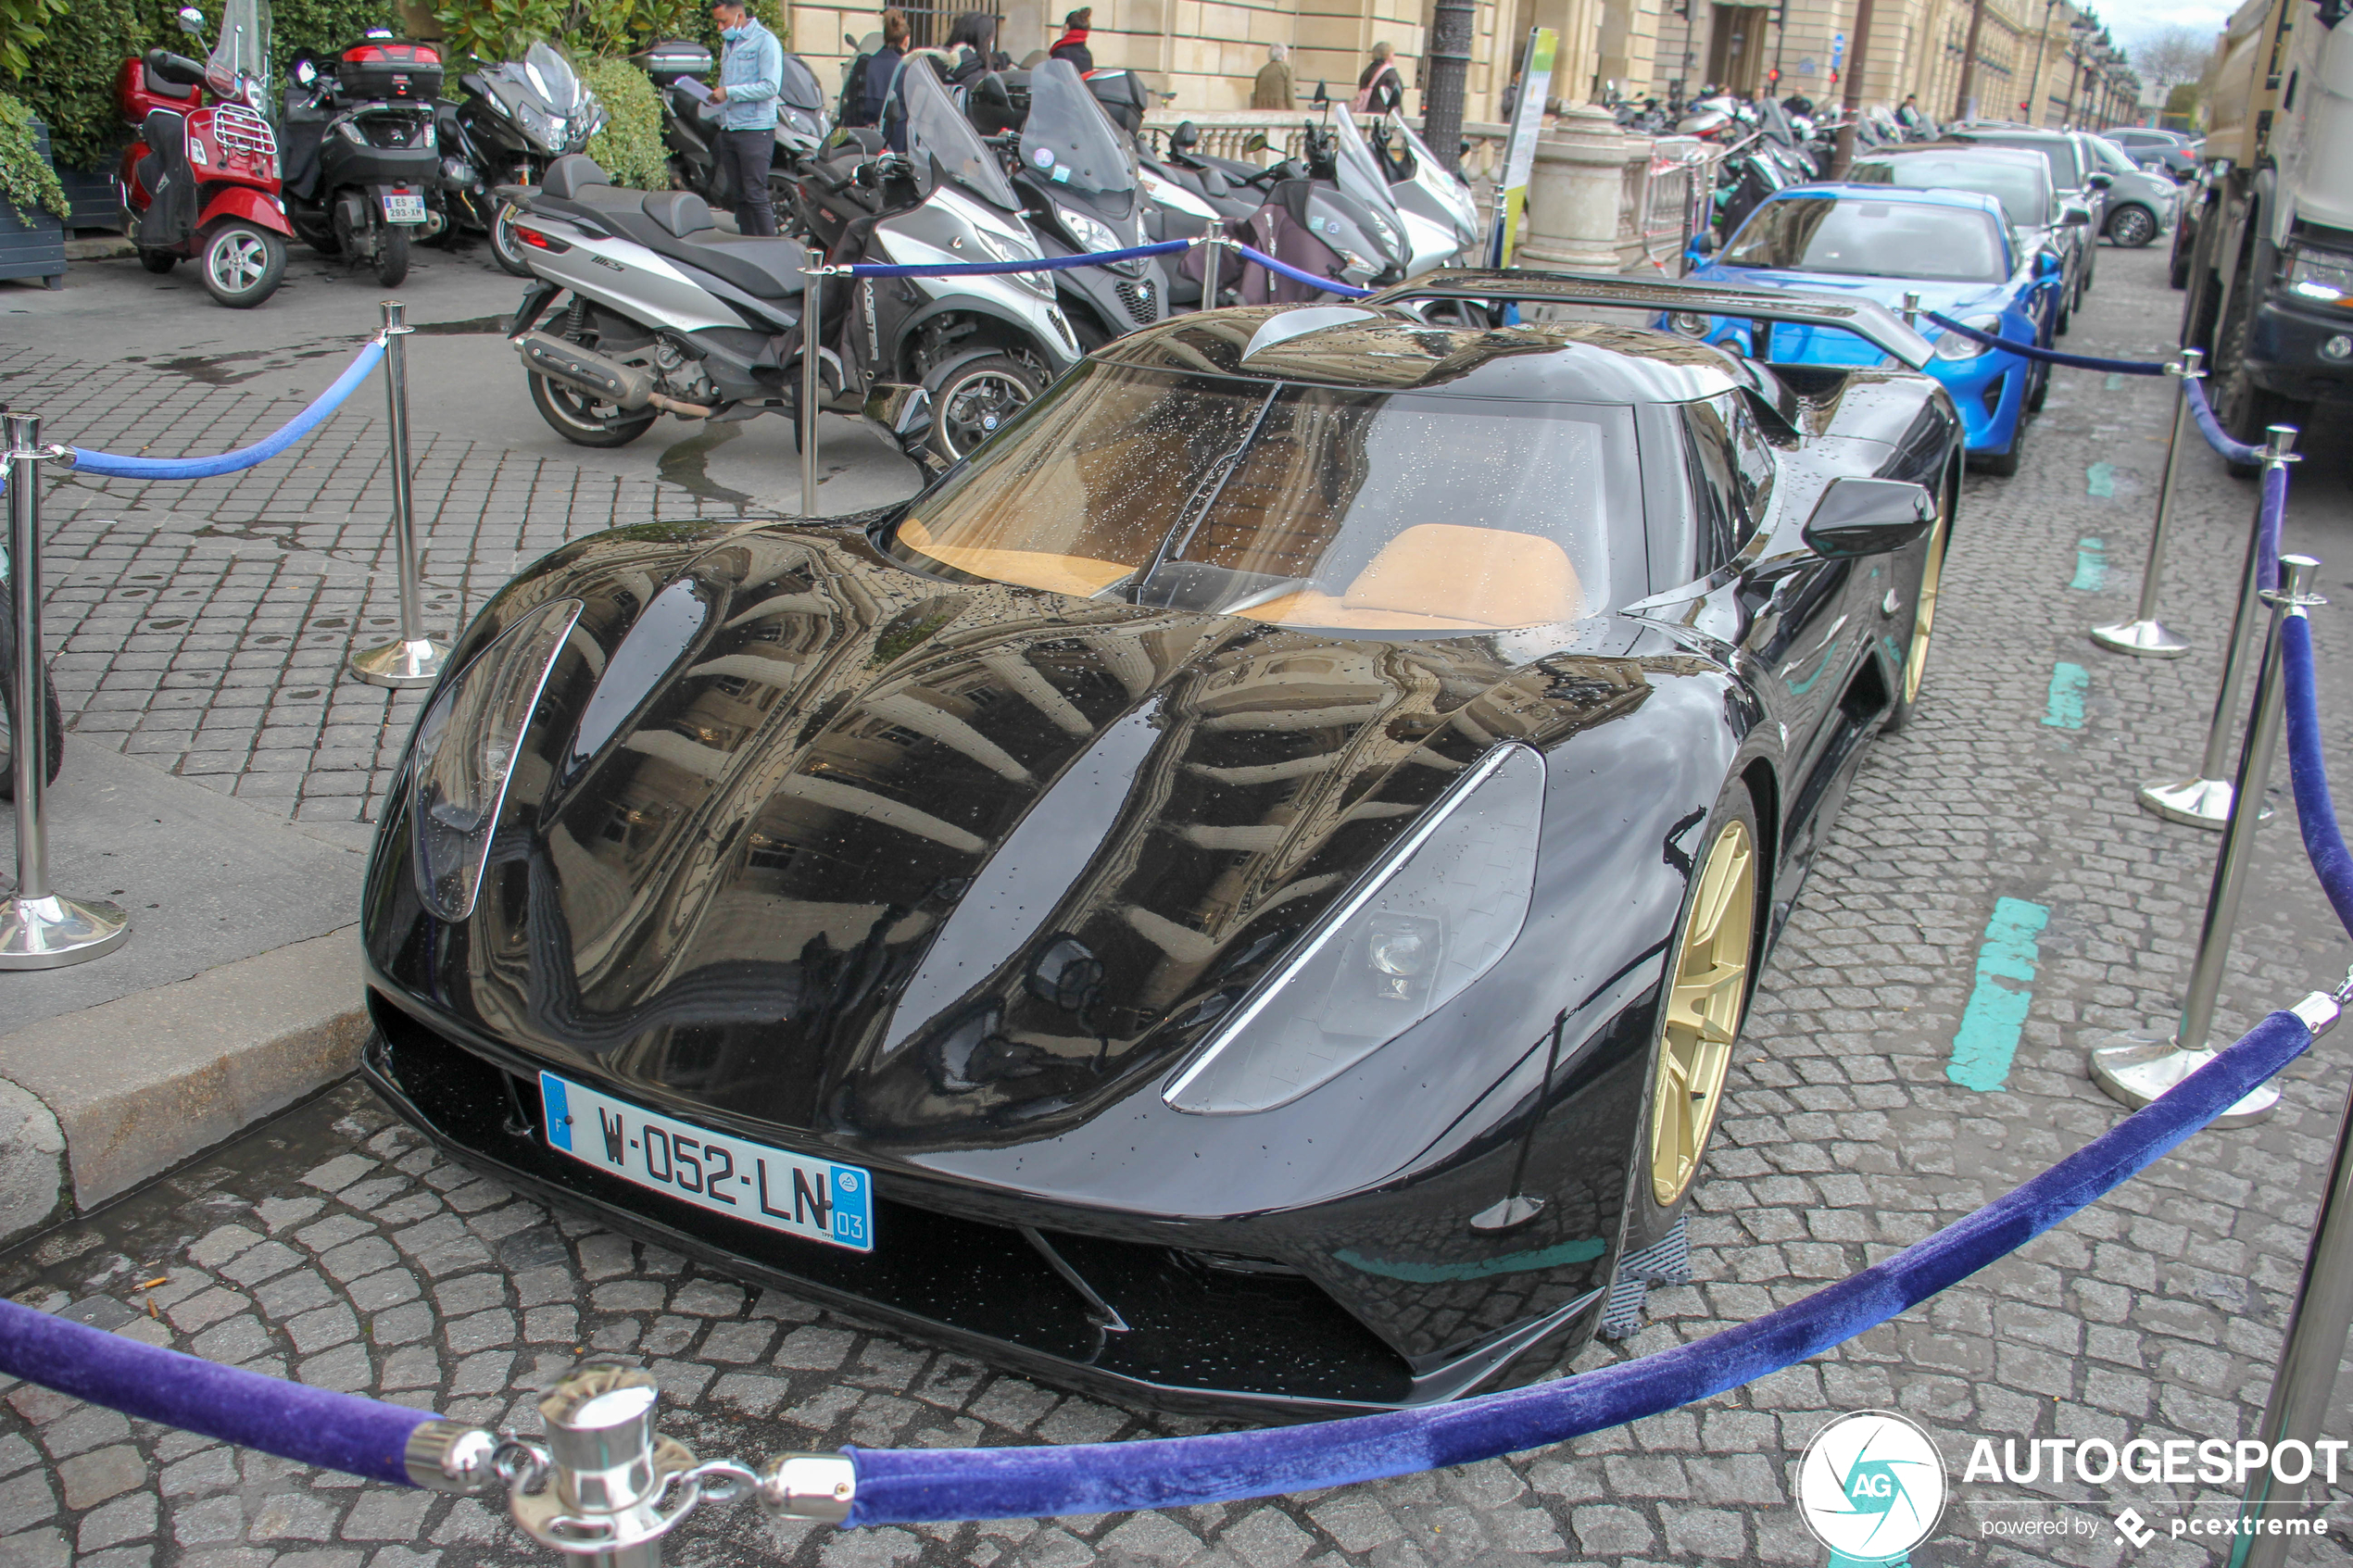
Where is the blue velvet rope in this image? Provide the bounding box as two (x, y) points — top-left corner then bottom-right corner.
(2284, 615), (2353, 942)
(1227, 243), (1377, 300)
(0, 1296), (434, 1486)
(2183, 375), (2268, 468)
(1921, 312), (2169, 375)
(842, 1008), (2314, 1524)
(842, 239), (1192, 279)
(62, 339), (387, 483)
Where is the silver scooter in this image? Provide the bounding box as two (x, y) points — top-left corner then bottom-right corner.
(502, 61), (1078, 462)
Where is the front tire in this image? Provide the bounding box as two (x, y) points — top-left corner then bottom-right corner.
(1625, 784), (1764, 1252)
(2107, 205), (2158, 248)
(928, 355), (1044, 463)
(2213, 278), (2310, 479)
(491, 200), (534, 277)
(197, 221), (285, 307)
(1882, 469), (1954, 733)
(1974, 404), (2027, 478)
(528, 372), (661, 448)
(374, 223), (411, 287)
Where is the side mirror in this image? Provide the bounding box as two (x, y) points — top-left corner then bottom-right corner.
(1802, 477), (1937, 558)
(1689, 229), (1718, 256)
(2060, 205), (2091, 226)
(1171, 119), (1199, 151)
(293, 57), (317, 86)
(2035, 250), (2062, 278)
(2086, 170), (2114, 190)
(1313, 81), (1328, 107)
(176, 6), (206, 32)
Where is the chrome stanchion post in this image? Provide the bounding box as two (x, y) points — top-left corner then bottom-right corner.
(1201, 233), (1223, 311)
(350, 301), (450, 689)
(513, 1365), (694, 1567)
(2090, 347), (2201, 659)
(2228, 982), (2353, 1568)
(800, 249), (823, 517)
(1900, 290), (1920, 329)
(2088, 554), (2323, 1124)
(2139, 423), (2298, 828)
(1, 412), (130, 969)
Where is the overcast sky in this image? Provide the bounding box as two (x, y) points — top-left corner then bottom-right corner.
(2096, 0), (2239, 46)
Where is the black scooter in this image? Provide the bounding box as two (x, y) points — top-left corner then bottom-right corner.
(282, 32), (442, 286)
(436, 42), (604, 276)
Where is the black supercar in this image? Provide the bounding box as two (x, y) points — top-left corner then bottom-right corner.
(360, 270), (1963, 1418)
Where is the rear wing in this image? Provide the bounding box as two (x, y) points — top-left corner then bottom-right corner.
(1365, 268), (1937, 372)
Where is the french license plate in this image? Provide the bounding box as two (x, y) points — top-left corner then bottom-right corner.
(384, 193), (427, 223)
(538, 1072), (874, 1252)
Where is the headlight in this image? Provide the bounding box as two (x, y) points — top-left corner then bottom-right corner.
(2288, 248), (2353, 307)
(1057, 206), (1116, 256)
(409, 597), (582, 922)
(1164, 744), (1544, 1114)
(972, 225), (1055, 299)
(1932, 313), (2005, 360)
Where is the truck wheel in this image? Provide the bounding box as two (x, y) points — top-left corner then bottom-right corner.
(2213, 288), (2309, 480)
(198, 221), (286, 307)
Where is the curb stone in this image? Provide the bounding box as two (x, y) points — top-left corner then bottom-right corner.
(0, 927), (366, 1236)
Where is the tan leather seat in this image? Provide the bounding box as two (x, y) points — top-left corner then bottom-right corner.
(896, 519), (1133, 598)
(1239, 523), (1584, 631)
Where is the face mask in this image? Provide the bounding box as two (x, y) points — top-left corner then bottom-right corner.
(721, 22), (747, 40)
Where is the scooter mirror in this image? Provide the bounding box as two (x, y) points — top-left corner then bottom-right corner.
(1313, 82), (1328, 106)
(176, 7), (205, 33)
(1170, 119), (1199, 151)
(293, 56), (316, 85)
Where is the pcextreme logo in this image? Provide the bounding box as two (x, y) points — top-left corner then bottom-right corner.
(1796, 1411), (1950, 1562)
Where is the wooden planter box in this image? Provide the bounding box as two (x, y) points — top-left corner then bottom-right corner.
(57, 163), (125, 232)
(0, 119), (68, 288)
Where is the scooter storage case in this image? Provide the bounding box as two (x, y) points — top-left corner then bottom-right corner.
(634, 41), (712, 86)
(340, 42), (443, 102)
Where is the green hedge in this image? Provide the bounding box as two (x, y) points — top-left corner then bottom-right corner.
(0, 88), (69, 217)
(581, 56), (663, 188)
(6, 0), (390, 171)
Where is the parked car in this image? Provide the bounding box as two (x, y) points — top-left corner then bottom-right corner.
(356, 272), (1963, 1418)
(2083, 135), (2178, 247)
(2108, 127), (2198, 182)
(1684, 182), (2057, 474)
(1846, 142), (2077, 345)
(1945, 126), (2108, 306)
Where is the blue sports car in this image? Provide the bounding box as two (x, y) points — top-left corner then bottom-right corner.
(1680, 183), (2062, 475)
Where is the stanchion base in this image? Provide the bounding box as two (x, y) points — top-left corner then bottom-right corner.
(2090, 619), (2193, 659)
(0, 893), (131, 970)
(2136, 774), (2275, 830)
(349, 637), (449, 690)
(2088, 1028), (2279, 1125)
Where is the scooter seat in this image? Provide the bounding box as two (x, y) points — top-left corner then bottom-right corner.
(659, 232), (811, 298)
(641, 191), (714, 238)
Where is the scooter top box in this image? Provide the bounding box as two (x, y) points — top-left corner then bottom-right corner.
(340, 41), (443, 102)
(633, 40), (713, 87)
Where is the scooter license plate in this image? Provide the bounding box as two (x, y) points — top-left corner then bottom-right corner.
(384, 193), (427, 224)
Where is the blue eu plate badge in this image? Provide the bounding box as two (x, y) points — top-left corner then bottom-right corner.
(539, 1072), (873, 1253)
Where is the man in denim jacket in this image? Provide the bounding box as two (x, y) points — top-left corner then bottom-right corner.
(708, 1), (786, 235)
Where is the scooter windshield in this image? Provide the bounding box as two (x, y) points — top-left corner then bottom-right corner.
(523, 42), (584, 114)
(207, 0), (270, 98)
(1329, 107), (1410, 256)
(1386, 114), (1478, 233)
(780, 53), (826, 112)
(889, 59), (1020, 210)
(1020, 59), (1135, 206)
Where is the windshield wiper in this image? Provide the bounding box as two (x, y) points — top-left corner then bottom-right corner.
(1129, 386), (1281, 602)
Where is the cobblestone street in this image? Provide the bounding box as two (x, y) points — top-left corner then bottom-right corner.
(3, 241), (2353, 1567)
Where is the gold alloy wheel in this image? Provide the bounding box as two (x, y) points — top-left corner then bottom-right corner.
(1903, 497), (1948, 707)
(1649, 817), (1758, 1209)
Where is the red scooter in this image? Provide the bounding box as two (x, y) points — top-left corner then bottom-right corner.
(118, 2), (291, 307)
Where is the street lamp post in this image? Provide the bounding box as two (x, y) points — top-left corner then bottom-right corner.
(2022, 0), (2060, 124)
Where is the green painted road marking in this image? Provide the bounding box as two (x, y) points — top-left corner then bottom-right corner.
(2045, 663), (2088, 729)
(2086, 462), (2117, 497)
(2070, 537), (2108, 590)
(2104, 372), (2125, 391)
(1948, 897), (2051, 1091)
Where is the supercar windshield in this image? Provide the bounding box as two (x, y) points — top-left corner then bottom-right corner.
(1852, 153), (2054, 226)
(1022, 58), (1135, 207)
(885, 361), (1641, 633)
(1722, 195), (2007, 284)
(888, 56), (1020, 208)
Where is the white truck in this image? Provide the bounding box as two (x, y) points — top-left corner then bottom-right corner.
(2171, 0), (2353, 470)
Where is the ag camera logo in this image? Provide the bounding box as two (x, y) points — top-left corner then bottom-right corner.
(1797, 1411), (1949, 1562)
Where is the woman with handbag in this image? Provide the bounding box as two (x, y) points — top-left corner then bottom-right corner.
(1354, 43), (1403, 114)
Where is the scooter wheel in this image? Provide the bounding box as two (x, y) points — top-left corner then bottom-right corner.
(491, 202), (534, 277)
(199, 221), (287, 308)
(929, 356), (1044, 463)
(137, 248), (177, 274)
(528, 372), (660, 448)
(375, 225), (410, 288)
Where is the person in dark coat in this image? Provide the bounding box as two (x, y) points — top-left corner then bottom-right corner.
(1049, 7), (1094, 72)
(944, 12), (997, 85)
(848, 7), (908, 127)
(1357, 43), (1403, 115)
